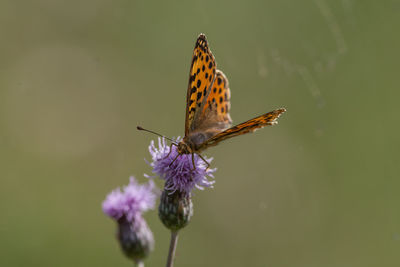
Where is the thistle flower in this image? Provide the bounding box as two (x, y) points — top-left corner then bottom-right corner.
(148, 137), (216, 196)
(147, 137), (216, 232)
(102, 177), (157, 264)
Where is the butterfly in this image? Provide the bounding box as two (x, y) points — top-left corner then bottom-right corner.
(138, 33), (285, 169)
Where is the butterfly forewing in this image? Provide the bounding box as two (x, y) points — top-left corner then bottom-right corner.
(185, 34), (217, 136)
(197, 108), (286, 150)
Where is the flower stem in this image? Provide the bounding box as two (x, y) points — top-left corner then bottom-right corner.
(166, 231), (179, 267)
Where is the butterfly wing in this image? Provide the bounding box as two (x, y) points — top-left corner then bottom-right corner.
(185, 70), (234, 148)
(196, 108), (286, 151)
(185, 34), (217, 136)
(197, 70), (232, 131)
(184, 34), (286, 152)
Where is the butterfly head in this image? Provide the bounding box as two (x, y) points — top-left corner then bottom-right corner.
(137, 126), (196, 155)
(177, 139), (193, 155)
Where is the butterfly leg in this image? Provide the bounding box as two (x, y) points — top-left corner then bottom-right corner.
(164, 143), (178, 159)
(168, 153), (180, 168)
(197, 153), (210, 170)
(191, 153), (196, 171)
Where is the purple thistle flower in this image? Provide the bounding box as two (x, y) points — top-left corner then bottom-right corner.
(148, 137), (216, 195)
(102, 176), (157, 223)
(102, 177), (157, 263)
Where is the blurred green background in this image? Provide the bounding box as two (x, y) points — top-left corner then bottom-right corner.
(1, 0), (399, 266)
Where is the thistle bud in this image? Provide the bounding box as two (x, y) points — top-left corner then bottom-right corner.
(158, 190), (193, 231)
(117, 216), (154, 262)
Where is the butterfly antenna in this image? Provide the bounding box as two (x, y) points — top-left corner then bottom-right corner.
(137, 126), (178, 144)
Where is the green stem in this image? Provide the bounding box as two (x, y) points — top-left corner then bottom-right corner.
(166, 231), (179, 267)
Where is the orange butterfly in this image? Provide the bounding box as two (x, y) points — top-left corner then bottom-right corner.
(138, 34), (285, 169)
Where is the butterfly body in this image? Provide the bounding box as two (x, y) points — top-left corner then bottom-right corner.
(178, 34), (285, 160)
(178, 130), (219, 154)
(139, 34), (285, 169)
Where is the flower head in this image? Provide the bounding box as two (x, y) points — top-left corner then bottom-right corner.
(148, 137), (216, 195)
(102, 177), (157, 223)
(102, 177), (157, 263)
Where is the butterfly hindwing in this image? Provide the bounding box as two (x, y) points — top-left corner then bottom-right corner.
(185, 34), (217, 136)
(197, 108), (286, 150)
(201, 70), (232, 126)
(190, 70), (233, 135)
